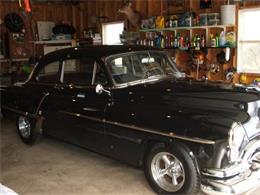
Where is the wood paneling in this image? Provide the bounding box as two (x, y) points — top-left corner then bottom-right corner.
(1, 0), (260, 82)
(0, 1), (82, 37)
(1, 0), (260, 36)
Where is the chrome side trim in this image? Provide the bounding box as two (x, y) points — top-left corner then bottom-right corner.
(60, 110), (102, 123)
(83, 107), (100, 112)
(1, 105), (36, 118)
(60, 110), (215, 145)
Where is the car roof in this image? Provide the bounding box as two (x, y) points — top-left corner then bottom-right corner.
(43, 45), (160, 60)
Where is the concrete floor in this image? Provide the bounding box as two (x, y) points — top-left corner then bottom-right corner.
(0, 118), (154, 195)
(1, 118), (260, 195)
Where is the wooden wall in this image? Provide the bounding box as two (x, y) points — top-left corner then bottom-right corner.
(1, 0), (260, 38)
(1, 0), (260, 82)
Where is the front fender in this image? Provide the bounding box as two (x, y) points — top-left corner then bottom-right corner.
(173, 107), (249, 142)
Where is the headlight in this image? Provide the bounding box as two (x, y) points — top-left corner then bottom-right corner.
(248, 101), (260, 118)
(228, 122), (247, 163)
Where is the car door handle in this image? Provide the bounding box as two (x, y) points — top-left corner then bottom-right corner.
(77, 93), (86, 98)
(83, 107), (99, 112)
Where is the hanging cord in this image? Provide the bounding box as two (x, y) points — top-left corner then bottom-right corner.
(160, 0), (163, 16)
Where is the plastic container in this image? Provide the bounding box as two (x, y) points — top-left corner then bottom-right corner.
(219, 31), (226, 47)
(221, 5), (236, 25)
(199, 13), (208, 26)
(207, 13), (220, 20)
(208, 19), (220, 26)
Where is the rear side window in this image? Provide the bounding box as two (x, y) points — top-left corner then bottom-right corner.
(36, 61), (60, 83)
(61, 58), (108, 86)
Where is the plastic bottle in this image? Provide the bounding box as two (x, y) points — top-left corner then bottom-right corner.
(180, 36), (184, 47)
(170, 33), (174, 48)
(177, 33), (181, 47)
(210, 33), (216, 47)
(215, 33), (219, 47)
(219, 31), (226, 47)
(196, 35), (200, 48)
(155, 34), (161, 48)
(185, 36), (189, 47)
(201, 35), (205, 47)
(193, 35), (197, 47)
(174, 36), (178, 48)
(161, 33), (165, 48)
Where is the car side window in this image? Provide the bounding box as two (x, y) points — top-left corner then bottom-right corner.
(108, 56), (141, 84)
(36, 61), (60, 83)
(62, 58), (108, 86)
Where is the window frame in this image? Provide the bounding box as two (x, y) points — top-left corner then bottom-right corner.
(60, 57), (109, 87)
(105, 50), (181, 87)
(237, 7), (260, 73)
(34, 59), (62, 84)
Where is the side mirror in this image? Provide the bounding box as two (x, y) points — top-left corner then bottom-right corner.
(174, 72), (186, 78)
(95, 84), (111, 96)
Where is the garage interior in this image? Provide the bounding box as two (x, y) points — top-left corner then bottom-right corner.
(1, 0), (260, 194)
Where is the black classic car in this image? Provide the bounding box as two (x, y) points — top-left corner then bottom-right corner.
(1, 45), (260, 195)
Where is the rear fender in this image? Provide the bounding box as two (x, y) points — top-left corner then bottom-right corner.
(1, 90), (49, 119)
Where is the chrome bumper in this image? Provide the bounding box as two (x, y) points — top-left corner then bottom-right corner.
(201, 136), (260, 195)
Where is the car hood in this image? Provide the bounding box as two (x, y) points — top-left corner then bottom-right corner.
(117, 77), (260, 139)
(131, 77), (259, 103)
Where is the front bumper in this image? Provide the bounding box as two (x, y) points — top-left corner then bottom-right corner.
(201, 136), (260, 195)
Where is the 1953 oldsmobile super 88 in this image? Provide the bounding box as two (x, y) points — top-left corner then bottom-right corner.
(1, 45), (260, 194)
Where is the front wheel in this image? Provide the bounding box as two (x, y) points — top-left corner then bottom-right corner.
(16, 115), (38, 144)
(144, 142), (200, 194)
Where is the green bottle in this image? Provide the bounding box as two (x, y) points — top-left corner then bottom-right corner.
(215, 33), (219, 48)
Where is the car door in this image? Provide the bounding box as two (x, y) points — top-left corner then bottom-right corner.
(102, 54), (147, 164)
(46, 55), (110, 150)
(25, 56), (63, 134)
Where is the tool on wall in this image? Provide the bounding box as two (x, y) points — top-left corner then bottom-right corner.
(206, 48), (232, 79)
(216, 50), (230, 64)
(225, 67), (236, 81)
(208, 63), (220, 74)
(190, 50), (208, 80)
(4, 13), (24, 33)
(18, 0), (32, 14)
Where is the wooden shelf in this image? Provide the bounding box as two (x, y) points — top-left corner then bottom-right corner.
(32, 40), (74, 45)
(140, 24), (236, 32)
(140, 24), (236, 49)
(0, 58), (29, 63)
(163, 46), (236, 51)
(0, 59), (9, 63)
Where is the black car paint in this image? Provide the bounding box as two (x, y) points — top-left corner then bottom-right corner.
(1, 45), (259, 168)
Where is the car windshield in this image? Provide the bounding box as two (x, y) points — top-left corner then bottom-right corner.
(106, 51), (183, 85)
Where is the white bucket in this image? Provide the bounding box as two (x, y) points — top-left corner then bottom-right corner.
(221, 5), (236, 25)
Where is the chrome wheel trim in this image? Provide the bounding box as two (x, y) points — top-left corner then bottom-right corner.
(151, 152), (185, 192)
(18, 116), (31, 139)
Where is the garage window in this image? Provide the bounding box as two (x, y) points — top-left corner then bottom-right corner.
(237, 8), (260, 73)
(102, 22), (124, 45)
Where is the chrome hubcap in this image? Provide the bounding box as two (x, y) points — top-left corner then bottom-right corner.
(151, 152), (185, 192)
(18, 116), (31, 139)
